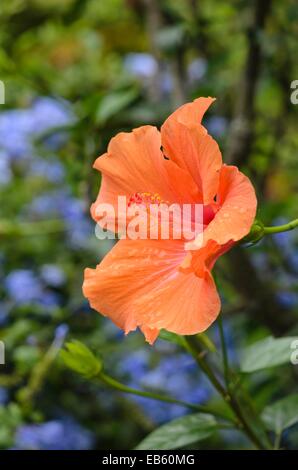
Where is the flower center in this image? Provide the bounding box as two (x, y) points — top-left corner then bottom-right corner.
(128, 192), (168, 207)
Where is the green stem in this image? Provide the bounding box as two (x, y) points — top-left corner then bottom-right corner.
(184, 336), (269, 450)
(211, 334), (274, 450)
(217, 316), (230, 390)
(243, 218), (298, 245)
(98, 372), (230, 422)
(184, 337), (227, 397)
(18, 331), (66, 407)
(274, 430), (282, 450)
(263, 218), (298, 234)
(218, 423), (235, 430)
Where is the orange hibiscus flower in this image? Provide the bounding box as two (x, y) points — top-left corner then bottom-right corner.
(83, 97), (257, 344)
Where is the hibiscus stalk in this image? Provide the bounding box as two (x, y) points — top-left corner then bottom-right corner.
(184, 335), (271, 449)
(215, 316), (273, 449)
(97, 370), (234, 423)
(263, 218), (298, 234)
(217, 316), (230, 390)
(243, 218), (298, 245)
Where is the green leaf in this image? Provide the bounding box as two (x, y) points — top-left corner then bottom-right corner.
(240, 336), (298, 373)
(261, 394), (298, 434)
(95, 88), (138, 124)
(135, 413), (217, 450)
(196, 333), (217, 353)
(159, 330), (187, 348)
(0, 403), (22, 449)
(60, 340), (102, 379)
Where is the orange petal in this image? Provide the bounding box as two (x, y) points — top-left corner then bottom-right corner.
(92, 126), (197, 213)
(134, 269), (220, 336)
(82, 239), (220, 342)
(181, 239), (234, 278)
(161, 97), (222, 204)
(83, 239), (185, 336)
(91, 125), (199, 227)
(140, 326), (160, 345)
(162, 96), (216, 129)
(186, 165), (257, 250)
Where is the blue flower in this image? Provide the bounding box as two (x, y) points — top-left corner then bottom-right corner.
(15, 418), (94, 450)
(40, 264), (66, 287)
(187, 58), (207, 83)
(52, 323), (69, 349)
(0, 110), (34, 158)
(28, 189), (92, 247)
(4, 269), (60, 310)
(0, 151), (12, 185)
(29, 157), (65, 183)
(41, 291), (61, 308)
(206, 116), (228, 138)
(276, 291), (298, 309)
(121, 350), (150, 378)
(0, 97), (74, 160)
(54, 323), (69, 341)
(160, 69), (173, 95)
(0, 302), (9, 326)
(290, 252), (298, 273)
(31, 97), (74, 136)
(118, 347), (213, 424)
(0, 387), (8, 405)
(124, 53), (158, 78)
(5, 270), (43, 304)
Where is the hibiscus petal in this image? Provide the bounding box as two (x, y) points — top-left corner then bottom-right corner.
(161, 97), (222, 204)
(162, 96), (216, 129)
(91, 126), (200, 227)
(186, 165), (257, 250)
(134, 269), (220, 336)
(83, 239), (220, 342)
(140, 326), (160, 345)
(181, 239), (234, 278)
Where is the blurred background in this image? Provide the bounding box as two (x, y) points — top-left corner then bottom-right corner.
(0, 0), (297, 450)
